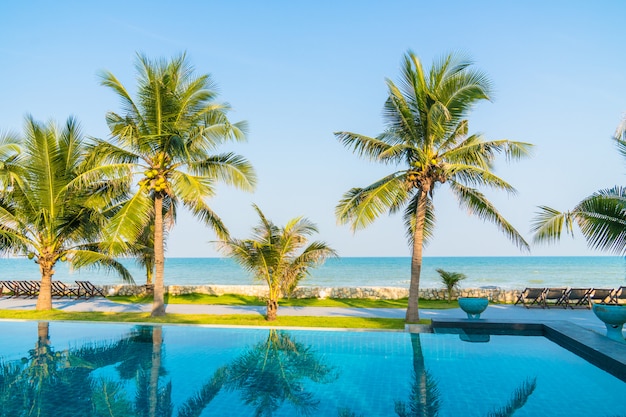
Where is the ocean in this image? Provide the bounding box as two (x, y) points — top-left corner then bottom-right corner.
(1, 256), (626, 290)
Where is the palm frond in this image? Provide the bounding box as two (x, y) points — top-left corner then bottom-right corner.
(487, 378), (536, 417)
(184, 198), (229, 240)
(531, 206), (574, 244)
(336, 174), (408, 231)
(403, 193), (436, 247)
(334, 131), (393, 161)
(69, 249), (135, 284)
(574, 187), (626, 254)
(450, 181), (530, 252)
(102, 191), (153, 254)
(188, 152), (256, 191)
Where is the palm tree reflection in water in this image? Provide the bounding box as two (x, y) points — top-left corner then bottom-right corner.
(0, 325), (337, 417)
(0, 325), (543, 417)
(223, 329), (338, 416)
(0, 322), (163, 417)
(395, 334), (536, 417)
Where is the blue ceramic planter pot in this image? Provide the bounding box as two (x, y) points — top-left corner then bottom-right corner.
(592, 303), (626, 343)
(458, 297), (489, 320)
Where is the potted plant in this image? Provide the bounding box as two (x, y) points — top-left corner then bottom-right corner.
(457, 296), (489, 320)
(591, 303), (626, 343)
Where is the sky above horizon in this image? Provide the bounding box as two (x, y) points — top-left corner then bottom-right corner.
(1, 1), (625, 258)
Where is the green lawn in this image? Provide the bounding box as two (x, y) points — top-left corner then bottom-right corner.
(0, 293), (448, 329)
(0, 309), (415, 329)
(109, 293), (459, 309)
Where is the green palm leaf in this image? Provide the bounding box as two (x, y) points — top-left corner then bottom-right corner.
(575, 187), (626, 254)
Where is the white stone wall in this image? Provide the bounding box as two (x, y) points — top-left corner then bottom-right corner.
(104, 284), (521, 303)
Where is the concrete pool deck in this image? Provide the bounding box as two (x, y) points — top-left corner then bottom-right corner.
(0, 297), (616, 334)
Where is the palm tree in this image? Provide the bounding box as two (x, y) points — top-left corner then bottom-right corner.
(436, 268), (466, 303)
(335, 51), (532, 322)
(0, 116), (133, 310)
(216, 205), (337, 320)
(90, 53), (256, 316)
(532, 119), (626, 252)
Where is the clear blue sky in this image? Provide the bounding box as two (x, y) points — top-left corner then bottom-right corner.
(1, 1), (624, 257)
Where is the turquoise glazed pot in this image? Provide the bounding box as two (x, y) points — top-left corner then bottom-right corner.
(592, 303), (626, 343)
(458, 297), (489, 320)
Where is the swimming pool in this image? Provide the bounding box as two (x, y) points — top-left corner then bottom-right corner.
(0, 321), (624, 416)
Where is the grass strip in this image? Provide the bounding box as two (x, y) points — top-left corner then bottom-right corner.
(108, 293), (458, 310)
(0, 309), (415, 329)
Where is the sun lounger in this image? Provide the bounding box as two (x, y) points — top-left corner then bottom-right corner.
(75, 281), (106, 299)
(11, 280), (40, 298)
(0, 281), (18, 297)
(542, 287), (567, 308)
(587, 288), (614, 306)
(610, 286), (626, 304)
(560, 288), (592, 309)
(51, 281), (79, 298)
(514, 287), (545, 308)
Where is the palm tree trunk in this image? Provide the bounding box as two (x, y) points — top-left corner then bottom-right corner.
(406, 189), (428, 322)
(149, 326), (163, 417)
(37, 321), (50, 346)
(152, 196), (166, 317)
(266, 299), (278, 321)
(36, 258), (54, 311)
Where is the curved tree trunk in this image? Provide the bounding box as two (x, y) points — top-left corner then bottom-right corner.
(36, 257), (54, 311)
(406, 189), (428, 322)
(152, 196), (166, 317)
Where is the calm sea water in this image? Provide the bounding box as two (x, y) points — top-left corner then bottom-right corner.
(1, 256), (626, 290)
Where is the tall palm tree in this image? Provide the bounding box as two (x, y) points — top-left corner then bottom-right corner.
(335, 51), (532, 322)
(532, 118), (626, 252)
(0, 116), (133, 310)
(217, 205), (337, 320)
(90, 53), (256, 316)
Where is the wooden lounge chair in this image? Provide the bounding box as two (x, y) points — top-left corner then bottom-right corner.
(51, 281), (79, 298)
(542, 287), (567, 308)
(75, 281), (106, 299)
(587, 288), (614, 306)
(610, 286), (626, 304)
(561, 288), (592, 309)
(514, 287), (545, 308)
(13, 280), (40, 298)
(0, 281), (18, 298)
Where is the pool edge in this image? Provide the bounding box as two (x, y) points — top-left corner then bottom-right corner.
(429, 318), (626, 383)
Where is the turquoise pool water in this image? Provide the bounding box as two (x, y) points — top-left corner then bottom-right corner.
(0, 321), (624, 416)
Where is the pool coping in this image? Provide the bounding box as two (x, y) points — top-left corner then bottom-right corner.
(426, 318), (626, 383)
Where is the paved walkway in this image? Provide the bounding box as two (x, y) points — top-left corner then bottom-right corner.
(0, 297), (614, 335)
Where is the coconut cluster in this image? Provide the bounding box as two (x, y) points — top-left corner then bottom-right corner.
(139, 169), (168, 193)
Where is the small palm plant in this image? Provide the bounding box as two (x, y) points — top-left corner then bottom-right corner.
(216, 205), (337, 320)
(436, 268), (466, 303)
